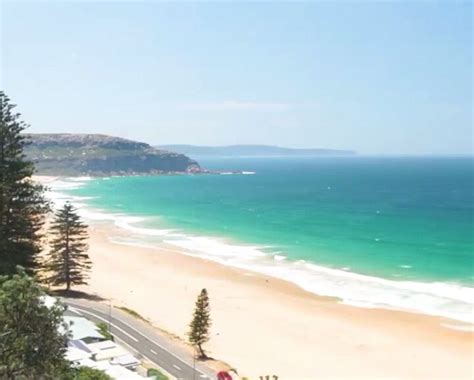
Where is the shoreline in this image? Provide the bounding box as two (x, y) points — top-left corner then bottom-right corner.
(42, 174), (474, 326)
(75, 222), (472, 379)
(36, 175), (474, 378)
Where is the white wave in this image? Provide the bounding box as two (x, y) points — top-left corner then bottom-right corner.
(68, 176), (93, 182)
(274, 255), (287, 261)
(48, 181), (85, 191)
(164, 236), (266, 260)
(161, 237), (474, 324)
(242, 171), (256, 175)
(46, 177), (97, 208)
(400, 265), (412, 269)
(110, 225), (469, 326)
(110, 224), (474, 325)
(44, 177), (474, 325)
(114, 219), (178, 237)
(47, 178), (181, 239)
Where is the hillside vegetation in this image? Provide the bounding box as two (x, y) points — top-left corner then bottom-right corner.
(25, 134), (200, 176)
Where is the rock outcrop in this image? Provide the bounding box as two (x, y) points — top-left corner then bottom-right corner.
(25, 134), (201, 176)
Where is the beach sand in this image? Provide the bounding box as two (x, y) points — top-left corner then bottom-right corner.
(70, 223), (473, 380)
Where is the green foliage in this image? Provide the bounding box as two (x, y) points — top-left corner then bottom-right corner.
(42, 202), (91, 291)
(23, 134), (198, 176)
(188, 288), (211, 358)
(117, 306), (147, 321)
(0, 268), (70, 379)
(147, 367), (169, 380)
(0, 91), (49, 274)
(96, 322), (113, 341)
(70, 366), (113, 380)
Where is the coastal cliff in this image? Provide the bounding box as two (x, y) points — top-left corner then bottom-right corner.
(25, 134), (200, 176)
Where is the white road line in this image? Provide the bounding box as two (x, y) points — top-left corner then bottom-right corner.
(70, 308), (178, 380)
(67, 303), (211, 378)
(75, 308), (139, 343)
(119, 343), (175, 380)
(68, 307), (83, 316)
(173, 364), (181, 371)
(72, 303), (194, 366)
(150, 349), (158, 355)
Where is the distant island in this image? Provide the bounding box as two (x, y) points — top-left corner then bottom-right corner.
(25, 134), (200, 176)
(157, 144), (356, 158)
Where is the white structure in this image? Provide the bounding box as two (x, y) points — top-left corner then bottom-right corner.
(43, 296), (146, 380)
(87, 340), (140, 369)
(66, 345), (92, 363)
(63, 313), (143, 378)
(64, 316), (105, 343)
(94, 361), (146, 380)
(67, 344), (144, 380)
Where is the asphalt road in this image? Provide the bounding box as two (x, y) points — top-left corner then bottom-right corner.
(64, 299), (216, 380)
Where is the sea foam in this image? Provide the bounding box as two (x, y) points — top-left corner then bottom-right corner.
(48, 177), (474, 326)
(161, 233), (474, 325)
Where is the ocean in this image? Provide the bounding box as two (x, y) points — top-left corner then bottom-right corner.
(50, 157), (474, 325)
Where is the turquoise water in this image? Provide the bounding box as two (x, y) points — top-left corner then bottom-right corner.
(62, 157), (474, 322)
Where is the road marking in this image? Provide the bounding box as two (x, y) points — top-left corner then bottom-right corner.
(89, 305), (195, 365)
(75, 308), (139, 343)
(150, 349), (158, 355)
(69, 307), (83, 316)
(66, 305), (179, 380)
(173, 364), (181, 371)
(66, 302), (211, 378)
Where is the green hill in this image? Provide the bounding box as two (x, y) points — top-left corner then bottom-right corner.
(25, 134), (200, 176)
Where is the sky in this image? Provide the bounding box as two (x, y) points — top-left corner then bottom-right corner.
(0, 1), (472, 154)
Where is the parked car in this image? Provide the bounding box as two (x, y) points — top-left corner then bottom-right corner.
(217, 371), (232, 380)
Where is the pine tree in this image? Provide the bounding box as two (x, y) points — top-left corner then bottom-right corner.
(188, 288), (212, 358)
(44, 202), (91, 291)
(0, 268), (70, 379)
(0, 91), (49, 274)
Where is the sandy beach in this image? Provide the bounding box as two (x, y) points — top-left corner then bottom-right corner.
(8, 1), (472, 377)
(67, 222), (473, 380)
(34, 175), (474, 379)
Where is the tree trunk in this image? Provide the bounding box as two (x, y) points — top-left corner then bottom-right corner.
(65, 222), (70, 291)
(198, 344), (205, 358)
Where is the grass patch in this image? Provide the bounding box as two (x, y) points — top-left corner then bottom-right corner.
(117, 306), (147, 321)
(147, 368), (169, 380)
(96, 322), (114, 341)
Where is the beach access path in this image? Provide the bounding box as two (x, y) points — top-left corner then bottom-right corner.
(64, 298), (217, 380)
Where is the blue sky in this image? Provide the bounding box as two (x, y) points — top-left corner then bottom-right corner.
(1, 1), (472, 154)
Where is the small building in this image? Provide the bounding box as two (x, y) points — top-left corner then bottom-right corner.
(94, 361), (146, 380)
(43, 298), (146, 380)
(87, 340), (140, 369)
(63, 316), (105, 343)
